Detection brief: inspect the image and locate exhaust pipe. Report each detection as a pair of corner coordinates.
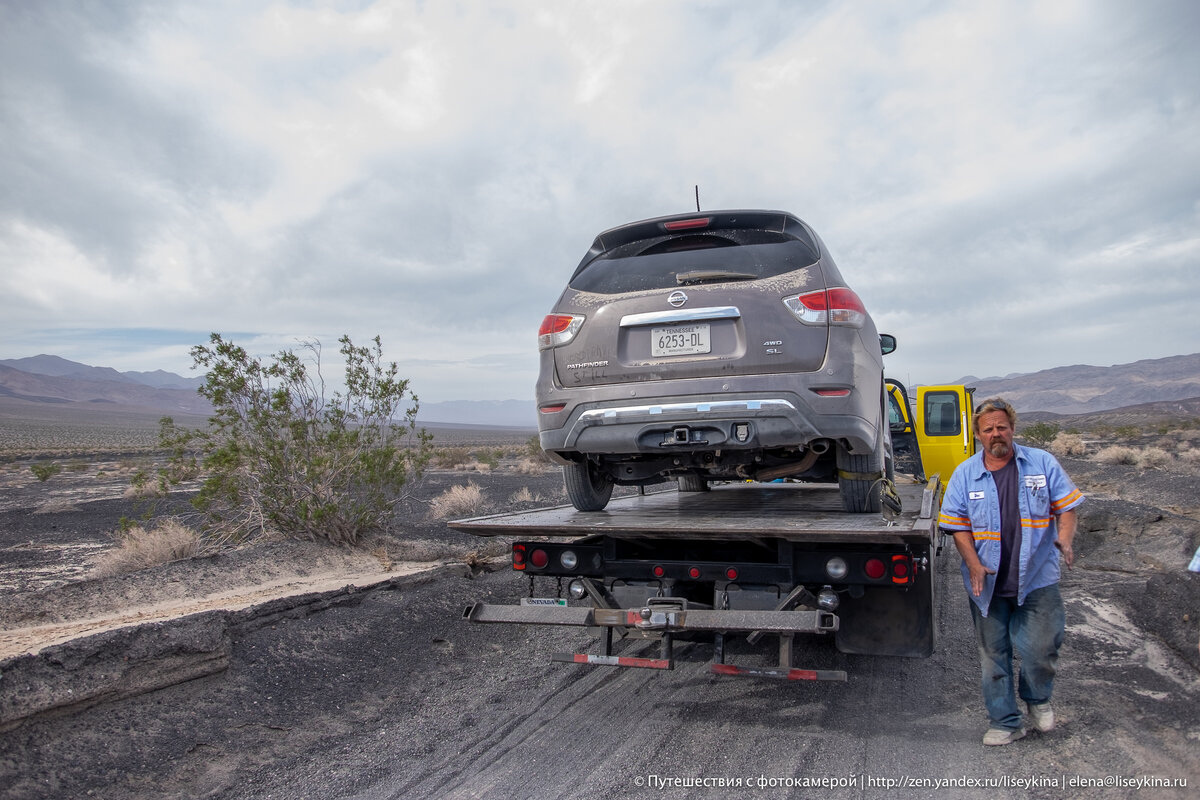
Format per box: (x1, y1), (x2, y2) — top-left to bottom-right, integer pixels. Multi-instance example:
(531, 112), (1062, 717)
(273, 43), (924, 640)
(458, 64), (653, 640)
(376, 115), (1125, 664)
(748, 439), (832, 482)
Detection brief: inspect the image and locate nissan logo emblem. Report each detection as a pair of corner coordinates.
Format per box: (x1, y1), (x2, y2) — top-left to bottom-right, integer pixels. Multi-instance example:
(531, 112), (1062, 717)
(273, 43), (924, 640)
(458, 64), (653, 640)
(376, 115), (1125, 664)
(667, 291), (688, 308)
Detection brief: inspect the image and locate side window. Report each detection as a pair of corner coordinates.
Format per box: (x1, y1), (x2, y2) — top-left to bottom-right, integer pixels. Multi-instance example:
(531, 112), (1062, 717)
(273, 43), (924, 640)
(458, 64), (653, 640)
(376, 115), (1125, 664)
(924, 391), (961, 436)
(887, 390), (907, 431)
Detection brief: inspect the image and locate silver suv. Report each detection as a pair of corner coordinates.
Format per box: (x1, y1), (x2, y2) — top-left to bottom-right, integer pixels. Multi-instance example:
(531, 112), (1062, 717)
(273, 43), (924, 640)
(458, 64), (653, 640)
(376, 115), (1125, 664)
(536, 210), (893, 511)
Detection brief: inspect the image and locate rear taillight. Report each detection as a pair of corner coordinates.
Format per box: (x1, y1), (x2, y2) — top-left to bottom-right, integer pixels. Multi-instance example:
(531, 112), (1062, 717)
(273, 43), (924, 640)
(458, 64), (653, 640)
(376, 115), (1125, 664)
(538, 314), (584, 350)
(512, 544), (527, 571)
(864, 558), (886, 580)
(782, 288), (867, 328)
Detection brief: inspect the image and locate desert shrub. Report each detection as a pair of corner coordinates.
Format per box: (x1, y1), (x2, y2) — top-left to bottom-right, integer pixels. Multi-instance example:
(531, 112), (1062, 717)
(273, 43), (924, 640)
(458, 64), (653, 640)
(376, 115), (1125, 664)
(1049, 433), (1088, 458)
(1114, 425), (1141, 440)
(159, 334), (432, 547)
(124, 468), (167, 499)
(91, 519), (203, 578)
(1021, 422), (1060, 449)
(1178, 448), (1200, 465)
(513, 456), (553, 475)
(429, 483), (486, 519)
(30, 462), (62, 482)
(433, 446), (472, 469)
(1136, 448), (1174, 469)
(1094, 446), (1140, 466)
(477, 448), (502, 469)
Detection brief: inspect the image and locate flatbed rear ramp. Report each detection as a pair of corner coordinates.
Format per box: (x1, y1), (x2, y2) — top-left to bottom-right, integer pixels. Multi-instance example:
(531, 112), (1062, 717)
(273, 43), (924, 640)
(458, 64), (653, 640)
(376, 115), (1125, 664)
(449, 479), (940, 545)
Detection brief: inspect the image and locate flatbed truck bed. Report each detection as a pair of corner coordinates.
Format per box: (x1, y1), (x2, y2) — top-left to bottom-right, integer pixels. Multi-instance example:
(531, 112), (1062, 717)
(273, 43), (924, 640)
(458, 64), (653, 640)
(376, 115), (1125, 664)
(449, 479), (939, 545)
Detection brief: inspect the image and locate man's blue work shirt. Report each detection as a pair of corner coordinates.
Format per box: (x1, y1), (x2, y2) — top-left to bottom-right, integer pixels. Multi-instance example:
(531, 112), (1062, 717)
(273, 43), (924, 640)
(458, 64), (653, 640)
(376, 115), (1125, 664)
(939, 445), (1084, 615)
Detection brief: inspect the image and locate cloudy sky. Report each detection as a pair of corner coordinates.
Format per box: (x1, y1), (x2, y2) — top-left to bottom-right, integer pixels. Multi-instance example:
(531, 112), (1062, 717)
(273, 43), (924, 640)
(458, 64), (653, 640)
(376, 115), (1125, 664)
(2, 0), (1197, 403)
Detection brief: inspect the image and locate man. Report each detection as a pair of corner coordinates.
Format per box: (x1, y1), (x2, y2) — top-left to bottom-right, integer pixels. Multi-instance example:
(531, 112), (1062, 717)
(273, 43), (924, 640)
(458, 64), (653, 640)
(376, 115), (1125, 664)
(939, 397), (1084, 746)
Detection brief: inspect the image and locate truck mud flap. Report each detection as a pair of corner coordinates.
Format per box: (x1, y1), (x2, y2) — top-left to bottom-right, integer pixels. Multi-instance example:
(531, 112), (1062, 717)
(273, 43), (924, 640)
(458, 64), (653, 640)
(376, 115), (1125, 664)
(833, 568), (935, 658)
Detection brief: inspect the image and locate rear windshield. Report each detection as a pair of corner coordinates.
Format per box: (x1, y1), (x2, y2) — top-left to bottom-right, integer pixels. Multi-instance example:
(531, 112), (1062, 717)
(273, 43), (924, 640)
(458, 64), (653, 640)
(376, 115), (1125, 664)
(569, 231), (820, 295)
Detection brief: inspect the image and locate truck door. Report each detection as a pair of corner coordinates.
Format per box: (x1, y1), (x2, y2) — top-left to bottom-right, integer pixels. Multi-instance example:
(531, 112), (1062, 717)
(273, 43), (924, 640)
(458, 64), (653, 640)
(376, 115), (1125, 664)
(915, 385), (976, 481)
(885, 379), (924, 480)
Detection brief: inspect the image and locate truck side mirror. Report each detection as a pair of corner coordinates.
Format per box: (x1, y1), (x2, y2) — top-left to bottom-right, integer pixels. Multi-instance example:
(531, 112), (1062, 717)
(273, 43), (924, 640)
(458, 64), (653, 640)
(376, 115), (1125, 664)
(879, 333), (897, 355)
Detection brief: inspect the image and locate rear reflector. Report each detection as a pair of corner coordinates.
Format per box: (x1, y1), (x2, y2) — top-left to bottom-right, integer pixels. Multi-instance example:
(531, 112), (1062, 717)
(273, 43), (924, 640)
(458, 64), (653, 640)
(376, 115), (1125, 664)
(554, 653), (673, 670)
(663, 217), (711, 231)
(539, 403), (566, 413)
(813, 388), (851, 397)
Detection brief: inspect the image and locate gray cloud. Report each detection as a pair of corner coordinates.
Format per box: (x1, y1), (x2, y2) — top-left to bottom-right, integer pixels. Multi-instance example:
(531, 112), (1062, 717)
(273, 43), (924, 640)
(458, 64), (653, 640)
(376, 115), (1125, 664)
(2, 0), (1198, 401)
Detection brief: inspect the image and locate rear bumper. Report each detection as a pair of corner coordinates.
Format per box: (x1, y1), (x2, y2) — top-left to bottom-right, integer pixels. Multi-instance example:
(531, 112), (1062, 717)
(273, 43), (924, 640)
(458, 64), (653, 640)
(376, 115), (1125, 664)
(538, 390), (878, 458)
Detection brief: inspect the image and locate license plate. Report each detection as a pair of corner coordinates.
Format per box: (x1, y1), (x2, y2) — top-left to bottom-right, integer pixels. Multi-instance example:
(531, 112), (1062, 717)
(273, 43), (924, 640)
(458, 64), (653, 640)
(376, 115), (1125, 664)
(651, 323), (711, 357)
(521, 598), (567, 607)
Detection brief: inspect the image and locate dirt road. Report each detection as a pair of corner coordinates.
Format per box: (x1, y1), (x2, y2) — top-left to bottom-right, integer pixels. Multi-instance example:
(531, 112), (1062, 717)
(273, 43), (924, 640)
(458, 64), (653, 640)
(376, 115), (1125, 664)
(1, 458), (1197, 799)
(2, 547), (1197, 799)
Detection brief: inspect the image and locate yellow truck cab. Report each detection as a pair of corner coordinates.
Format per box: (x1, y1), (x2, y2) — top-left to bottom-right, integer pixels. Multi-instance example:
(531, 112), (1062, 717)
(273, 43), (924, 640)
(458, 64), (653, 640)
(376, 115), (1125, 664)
(887, 380), (976, 483)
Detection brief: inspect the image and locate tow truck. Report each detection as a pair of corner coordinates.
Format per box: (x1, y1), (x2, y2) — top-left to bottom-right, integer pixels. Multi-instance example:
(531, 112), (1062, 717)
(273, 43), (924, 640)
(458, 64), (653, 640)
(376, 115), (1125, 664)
(453, 381), (976, 680)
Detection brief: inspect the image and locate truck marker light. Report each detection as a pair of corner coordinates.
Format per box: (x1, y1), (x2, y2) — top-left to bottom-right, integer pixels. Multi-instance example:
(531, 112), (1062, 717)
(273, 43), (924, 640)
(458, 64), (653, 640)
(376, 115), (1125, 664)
(864, 558), (886, 580)
(725, 567), (739, 581)
(652, 565), (666, 578)
(530, 549), (549, 569)
(688, 566), (702, 579)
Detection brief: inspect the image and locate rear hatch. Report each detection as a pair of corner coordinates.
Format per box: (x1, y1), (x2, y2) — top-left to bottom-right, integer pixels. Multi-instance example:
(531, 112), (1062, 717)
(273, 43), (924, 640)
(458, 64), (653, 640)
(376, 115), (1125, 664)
(551, 211), (831, 388)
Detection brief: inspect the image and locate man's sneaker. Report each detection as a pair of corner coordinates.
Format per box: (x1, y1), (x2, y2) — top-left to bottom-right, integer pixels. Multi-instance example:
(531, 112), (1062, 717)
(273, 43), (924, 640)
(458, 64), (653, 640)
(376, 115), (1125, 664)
(983, 727), (1026, 746)
(1028, 702), (1056, 732)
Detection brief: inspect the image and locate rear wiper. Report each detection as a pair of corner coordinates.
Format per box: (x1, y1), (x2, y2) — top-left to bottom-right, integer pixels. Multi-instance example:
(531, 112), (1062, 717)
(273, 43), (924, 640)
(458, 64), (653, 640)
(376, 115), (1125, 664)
(675, 270), (758, 285)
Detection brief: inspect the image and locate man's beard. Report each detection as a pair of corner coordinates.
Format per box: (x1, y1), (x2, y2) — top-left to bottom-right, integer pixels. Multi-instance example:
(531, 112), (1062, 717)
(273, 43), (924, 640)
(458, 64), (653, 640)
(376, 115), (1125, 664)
(986, 440), (1012, 458)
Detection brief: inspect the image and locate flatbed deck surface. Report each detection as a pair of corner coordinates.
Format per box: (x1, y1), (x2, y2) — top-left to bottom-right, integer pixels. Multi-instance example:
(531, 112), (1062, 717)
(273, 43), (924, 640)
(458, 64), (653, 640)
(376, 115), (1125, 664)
(450, 480), (937, 544)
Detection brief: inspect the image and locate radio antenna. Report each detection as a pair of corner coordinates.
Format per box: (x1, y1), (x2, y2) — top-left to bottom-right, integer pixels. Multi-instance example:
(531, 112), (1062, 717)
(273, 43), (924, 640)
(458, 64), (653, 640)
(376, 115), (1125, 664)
(694, 185), (701, 212)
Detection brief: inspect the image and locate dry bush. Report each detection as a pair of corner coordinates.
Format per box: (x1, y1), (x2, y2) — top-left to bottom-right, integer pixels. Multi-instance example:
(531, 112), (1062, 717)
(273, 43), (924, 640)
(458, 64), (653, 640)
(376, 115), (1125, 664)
(1177, 448), (1200, 465)
(432, 446), (472, 469)
(1136, 447), (1174, 469)
(1050, 433), (1088, 458)
(454, 461), (492, 474)
(513, 456), (554, 475)
(91, 520), (204, 578)
(429, 483), (487, 519)
(1094, 446), (1140, 466)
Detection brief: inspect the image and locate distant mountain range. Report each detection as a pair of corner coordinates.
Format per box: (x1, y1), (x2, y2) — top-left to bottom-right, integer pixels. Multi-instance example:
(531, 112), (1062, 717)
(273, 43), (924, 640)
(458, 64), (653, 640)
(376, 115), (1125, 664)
(950, 353), (1200, 414)
(1, 352), (1198, 427)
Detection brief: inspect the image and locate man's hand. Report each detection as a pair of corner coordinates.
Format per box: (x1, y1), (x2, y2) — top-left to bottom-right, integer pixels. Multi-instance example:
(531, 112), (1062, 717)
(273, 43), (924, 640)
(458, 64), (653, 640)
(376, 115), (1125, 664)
(1055, 509), (1078, 570)
(951, 530), (996, 597)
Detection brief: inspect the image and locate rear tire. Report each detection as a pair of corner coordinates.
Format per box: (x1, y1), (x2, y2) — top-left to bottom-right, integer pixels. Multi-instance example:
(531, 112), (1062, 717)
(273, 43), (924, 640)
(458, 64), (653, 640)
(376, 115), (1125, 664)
(677, 474), (709, 493)
(837, 437), (884, 513)
(563, 461), (614, 511)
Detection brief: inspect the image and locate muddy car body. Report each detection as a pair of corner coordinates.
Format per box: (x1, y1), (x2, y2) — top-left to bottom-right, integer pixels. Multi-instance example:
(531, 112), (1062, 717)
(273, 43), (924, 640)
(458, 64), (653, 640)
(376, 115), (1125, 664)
(536, 210), (891, 511)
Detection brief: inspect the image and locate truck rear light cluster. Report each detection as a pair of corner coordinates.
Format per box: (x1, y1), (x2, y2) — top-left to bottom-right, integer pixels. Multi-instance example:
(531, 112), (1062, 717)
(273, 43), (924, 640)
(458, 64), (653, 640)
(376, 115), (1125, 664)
(863, 555), (915, 584)
(782, 288), (867, 328)
(538, 314), (584, 349)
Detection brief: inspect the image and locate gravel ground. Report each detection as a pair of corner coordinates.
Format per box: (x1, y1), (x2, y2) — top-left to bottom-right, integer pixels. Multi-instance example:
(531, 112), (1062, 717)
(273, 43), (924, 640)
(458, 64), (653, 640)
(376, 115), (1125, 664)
(0, 449), (1197, 798)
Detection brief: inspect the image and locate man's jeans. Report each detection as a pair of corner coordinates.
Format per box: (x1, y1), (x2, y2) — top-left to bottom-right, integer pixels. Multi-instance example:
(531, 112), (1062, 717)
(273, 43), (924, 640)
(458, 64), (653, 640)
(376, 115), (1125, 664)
(969, 584), (1065, 730)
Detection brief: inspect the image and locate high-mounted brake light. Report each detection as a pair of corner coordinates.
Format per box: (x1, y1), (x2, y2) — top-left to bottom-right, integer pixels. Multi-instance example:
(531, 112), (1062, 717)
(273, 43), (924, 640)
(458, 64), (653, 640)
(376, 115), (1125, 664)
(538, 314), (584, 350)
(782, 288), (867, 328)
(663, 217), (711, 231)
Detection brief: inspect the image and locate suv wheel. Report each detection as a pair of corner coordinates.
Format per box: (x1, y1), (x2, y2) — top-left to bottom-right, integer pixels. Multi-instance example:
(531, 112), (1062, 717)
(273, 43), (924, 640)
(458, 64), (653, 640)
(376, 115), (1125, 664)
(563, 461), (615, 512)
(837, 437), (884, 513)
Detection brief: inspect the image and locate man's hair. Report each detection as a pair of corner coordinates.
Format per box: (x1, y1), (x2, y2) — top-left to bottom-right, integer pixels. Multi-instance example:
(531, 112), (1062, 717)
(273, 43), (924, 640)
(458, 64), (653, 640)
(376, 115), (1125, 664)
(973, 397), (1017, 432)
